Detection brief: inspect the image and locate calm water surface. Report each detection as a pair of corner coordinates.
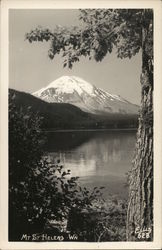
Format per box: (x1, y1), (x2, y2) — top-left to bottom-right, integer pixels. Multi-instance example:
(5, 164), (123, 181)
(45, 130), (137, 200)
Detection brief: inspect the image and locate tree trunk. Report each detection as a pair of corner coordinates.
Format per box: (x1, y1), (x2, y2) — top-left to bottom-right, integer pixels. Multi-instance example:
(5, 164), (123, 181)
(127, 16), (153, 241)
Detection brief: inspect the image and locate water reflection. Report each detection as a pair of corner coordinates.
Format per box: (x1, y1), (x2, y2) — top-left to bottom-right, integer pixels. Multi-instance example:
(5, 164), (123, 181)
(45, 130), (136, 199)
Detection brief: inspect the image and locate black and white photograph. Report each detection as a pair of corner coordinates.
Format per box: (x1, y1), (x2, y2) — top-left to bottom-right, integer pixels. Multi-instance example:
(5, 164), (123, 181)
(0, 0), (162, 249)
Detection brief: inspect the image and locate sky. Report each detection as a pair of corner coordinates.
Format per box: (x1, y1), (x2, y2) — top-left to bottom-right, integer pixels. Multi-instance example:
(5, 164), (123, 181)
(9, 9), (142, 105)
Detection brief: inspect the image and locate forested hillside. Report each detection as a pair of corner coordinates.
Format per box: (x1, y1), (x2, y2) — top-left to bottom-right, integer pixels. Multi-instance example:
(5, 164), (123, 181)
(9, 89), (138, 130)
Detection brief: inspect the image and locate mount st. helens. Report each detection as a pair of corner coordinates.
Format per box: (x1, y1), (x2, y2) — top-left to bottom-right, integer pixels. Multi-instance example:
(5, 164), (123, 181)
(33, 76), (139, 115)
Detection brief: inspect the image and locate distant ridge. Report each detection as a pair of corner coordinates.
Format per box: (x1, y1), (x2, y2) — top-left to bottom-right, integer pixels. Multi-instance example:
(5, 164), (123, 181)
(10, 89), (138, 130)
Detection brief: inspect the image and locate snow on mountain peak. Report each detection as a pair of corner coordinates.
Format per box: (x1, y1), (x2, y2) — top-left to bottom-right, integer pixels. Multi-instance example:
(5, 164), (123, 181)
(34, 76), (94, 96)
(69, 76), (94, 94)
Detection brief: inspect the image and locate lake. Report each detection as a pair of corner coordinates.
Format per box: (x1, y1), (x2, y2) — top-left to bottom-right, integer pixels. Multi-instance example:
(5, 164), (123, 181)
(44, 130), (137, 200)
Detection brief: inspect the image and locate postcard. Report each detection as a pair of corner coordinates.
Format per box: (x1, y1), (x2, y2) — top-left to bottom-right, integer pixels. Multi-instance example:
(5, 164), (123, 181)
(0, 0), (162, 249)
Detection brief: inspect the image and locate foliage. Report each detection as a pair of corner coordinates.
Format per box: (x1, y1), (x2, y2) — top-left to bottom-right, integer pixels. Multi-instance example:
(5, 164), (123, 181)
(25, 9), (153, 69)
(9, 92), (44, 239)
(9, 93), (44, 188)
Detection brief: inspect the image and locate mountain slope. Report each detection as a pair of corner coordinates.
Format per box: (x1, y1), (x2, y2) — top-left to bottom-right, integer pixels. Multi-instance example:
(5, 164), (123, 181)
(33, 76), (139, 115)
(9, 89), (138, 130)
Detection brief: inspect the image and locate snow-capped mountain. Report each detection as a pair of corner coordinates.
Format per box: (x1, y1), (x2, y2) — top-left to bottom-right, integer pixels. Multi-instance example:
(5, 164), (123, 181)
(33, 76), (139, 115)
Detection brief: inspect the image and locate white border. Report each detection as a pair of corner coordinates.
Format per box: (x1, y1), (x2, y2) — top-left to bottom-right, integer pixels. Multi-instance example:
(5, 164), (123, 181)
(0, 0), (162, 249)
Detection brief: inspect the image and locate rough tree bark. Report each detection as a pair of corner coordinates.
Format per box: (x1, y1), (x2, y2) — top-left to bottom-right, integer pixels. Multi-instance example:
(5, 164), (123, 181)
(127, 13), (153, 241)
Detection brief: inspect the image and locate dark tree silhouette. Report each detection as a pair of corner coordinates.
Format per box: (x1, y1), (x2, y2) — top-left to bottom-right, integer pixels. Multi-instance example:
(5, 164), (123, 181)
(26, 9), (153, 241)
